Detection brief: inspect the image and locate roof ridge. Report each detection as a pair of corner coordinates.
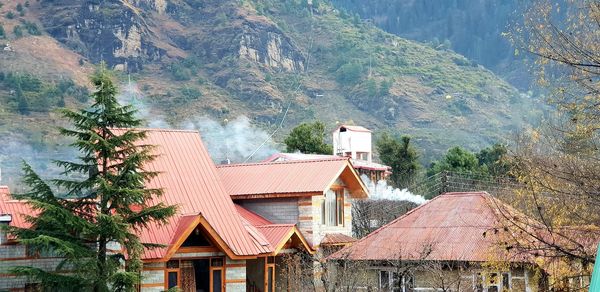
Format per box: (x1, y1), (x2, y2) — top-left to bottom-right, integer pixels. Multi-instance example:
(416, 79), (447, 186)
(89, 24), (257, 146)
(110, 127), (200, 133)
(443, 191), (491, 196)
(256, 224), (295, 228)
(217, 157), (349, 168)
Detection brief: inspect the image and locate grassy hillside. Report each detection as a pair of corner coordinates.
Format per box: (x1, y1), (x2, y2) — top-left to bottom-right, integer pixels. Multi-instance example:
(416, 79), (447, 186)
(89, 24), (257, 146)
(0, 0), (542, 185)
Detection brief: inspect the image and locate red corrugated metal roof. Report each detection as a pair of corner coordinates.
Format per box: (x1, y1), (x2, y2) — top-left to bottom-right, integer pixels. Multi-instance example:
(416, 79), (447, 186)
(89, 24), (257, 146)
(236, 205), (314, 253)
(217, 158), (360, 197)
(255, 225), (296, 249)
(320, 233), (357, 246)
(111, 128), (272, 259)
(262, 153), (334, 163)
(263, 153), (391, 172)
(329, 192), (528, 262)
(235, 204), (273, 226)
(0, 186), (33, 230)
(0, 129), (317, 259)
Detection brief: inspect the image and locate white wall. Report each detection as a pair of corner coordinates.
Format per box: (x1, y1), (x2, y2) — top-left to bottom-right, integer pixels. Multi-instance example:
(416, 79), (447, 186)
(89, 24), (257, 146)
(332, 128), (372, 162)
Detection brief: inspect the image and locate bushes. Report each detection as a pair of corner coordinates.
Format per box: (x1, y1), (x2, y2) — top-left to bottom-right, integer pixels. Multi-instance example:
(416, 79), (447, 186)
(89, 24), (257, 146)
(0, 72), (89, 114)
(13, 25), (23, 38)
(16, 3), (24, 14)
(23, 21), (41, 35)
(335, 62), (363, 86)
(169, 63), (192, 81)
(178, 87), (202, 101)
(0, 24), (5, 39)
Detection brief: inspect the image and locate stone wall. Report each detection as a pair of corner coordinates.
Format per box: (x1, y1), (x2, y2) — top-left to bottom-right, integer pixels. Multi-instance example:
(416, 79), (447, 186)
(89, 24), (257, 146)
(298, 190), (353, 247)
(0, 245), (65, 290)
(225, 257), (247, 292)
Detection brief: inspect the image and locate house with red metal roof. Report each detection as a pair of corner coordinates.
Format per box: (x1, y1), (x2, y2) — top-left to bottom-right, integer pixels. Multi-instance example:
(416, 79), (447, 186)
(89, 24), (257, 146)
(0, 127), (370, 292)
(217, 157), (368, 250)
(327, 192), (543, 292)
(263, 124), (392, 183)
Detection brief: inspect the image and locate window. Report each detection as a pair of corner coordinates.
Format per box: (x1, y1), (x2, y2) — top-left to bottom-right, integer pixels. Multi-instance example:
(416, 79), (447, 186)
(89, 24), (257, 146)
(473, 271), (510, 292)
(212, 270), (222, 292)
(210, 257), (224, 292)
(502, 273), (510, 290)
(211, 257), (223, 267)
(322, 189), (344, 226)
(379, 270), (413, 292)
(167, 271), (178, 289)
(267, 266), (274, 292)
(380, 271), (390, 290)
(356, 152), (369, 161)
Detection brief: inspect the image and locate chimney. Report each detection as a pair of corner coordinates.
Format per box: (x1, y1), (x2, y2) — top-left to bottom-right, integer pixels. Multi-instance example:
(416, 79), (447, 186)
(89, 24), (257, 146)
(0, 214), (12, 245)
(220, 159), (231, 165)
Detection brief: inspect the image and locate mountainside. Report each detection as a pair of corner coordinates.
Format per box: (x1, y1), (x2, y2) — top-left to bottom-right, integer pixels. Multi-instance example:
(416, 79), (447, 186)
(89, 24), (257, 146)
(330, 0), (533, 89)
(0, 0), (541, 185)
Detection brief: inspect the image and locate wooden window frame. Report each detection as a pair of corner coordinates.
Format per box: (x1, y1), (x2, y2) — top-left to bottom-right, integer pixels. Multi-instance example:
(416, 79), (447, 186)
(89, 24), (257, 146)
(335, 188), (344, 227)
(322, 186), (345, 227)
(165, 268), (180, 290)
(264, 256), (276, 292)
(210, 257), (225, 292)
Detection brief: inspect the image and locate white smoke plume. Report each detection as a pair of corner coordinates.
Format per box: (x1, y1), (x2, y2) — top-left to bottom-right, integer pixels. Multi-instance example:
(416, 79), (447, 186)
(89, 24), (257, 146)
(118, 79), (277, 163)
(117, 80), (169, 128)
(183, 116), (277, 163)
(0, 132), (77, 190)
(361, 174), (427, 205)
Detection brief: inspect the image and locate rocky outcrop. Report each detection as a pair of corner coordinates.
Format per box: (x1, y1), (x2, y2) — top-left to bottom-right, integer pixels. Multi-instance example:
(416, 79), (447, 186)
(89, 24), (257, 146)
(40, 0), (165, 71)
(238, 20), (305, 72)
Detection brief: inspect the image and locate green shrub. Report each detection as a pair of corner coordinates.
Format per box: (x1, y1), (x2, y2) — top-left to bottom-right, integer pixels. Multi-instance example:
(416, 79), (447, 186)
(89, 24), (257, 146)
(13, 25), (23, 38)
(179, 87), (202, 101)
(169, 63), (192, 81)
(23, 21), (41, 36)
(366, 78), (377, 97)
(379, 79), (392, 96)
(16, 3), (24, 12)
(335, 62), (362, 86)
(6, 11), (15, 19)
(0, 25), (5, 39)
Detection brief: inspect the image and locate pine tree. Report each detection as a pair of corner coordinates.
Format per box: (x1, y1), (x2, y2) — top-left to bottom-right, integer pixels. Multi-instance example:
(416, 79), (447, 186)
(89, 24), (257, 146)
(7, 65), (176, 291)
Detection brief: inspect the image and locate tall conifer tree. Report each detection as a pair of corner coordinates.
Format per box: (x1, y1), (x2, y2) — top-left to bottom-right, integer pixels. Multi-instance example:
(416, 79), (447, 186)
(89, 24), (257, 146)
(8, 66), (176, 291)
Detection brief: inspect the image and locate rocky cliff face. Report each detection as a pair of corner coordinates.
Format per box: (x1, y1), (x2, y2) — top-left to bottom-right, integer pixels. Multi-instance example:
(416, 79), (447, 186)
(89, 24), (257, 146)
(39, 0), (305, 75)
(40, 0), (165, 71)
(238, 19), (305, 72)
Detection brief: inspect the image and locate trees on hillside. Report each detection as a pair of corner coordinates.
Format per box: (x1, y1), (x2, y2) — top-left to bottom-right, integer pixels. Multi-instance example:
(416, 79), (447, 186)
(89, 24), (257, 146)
(7, 66), (176, 291)
(426, 144), (511, 178)
(376, 133), (420, 188)
(426, 146), (478, 177)
(284, 121), (333, 154)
